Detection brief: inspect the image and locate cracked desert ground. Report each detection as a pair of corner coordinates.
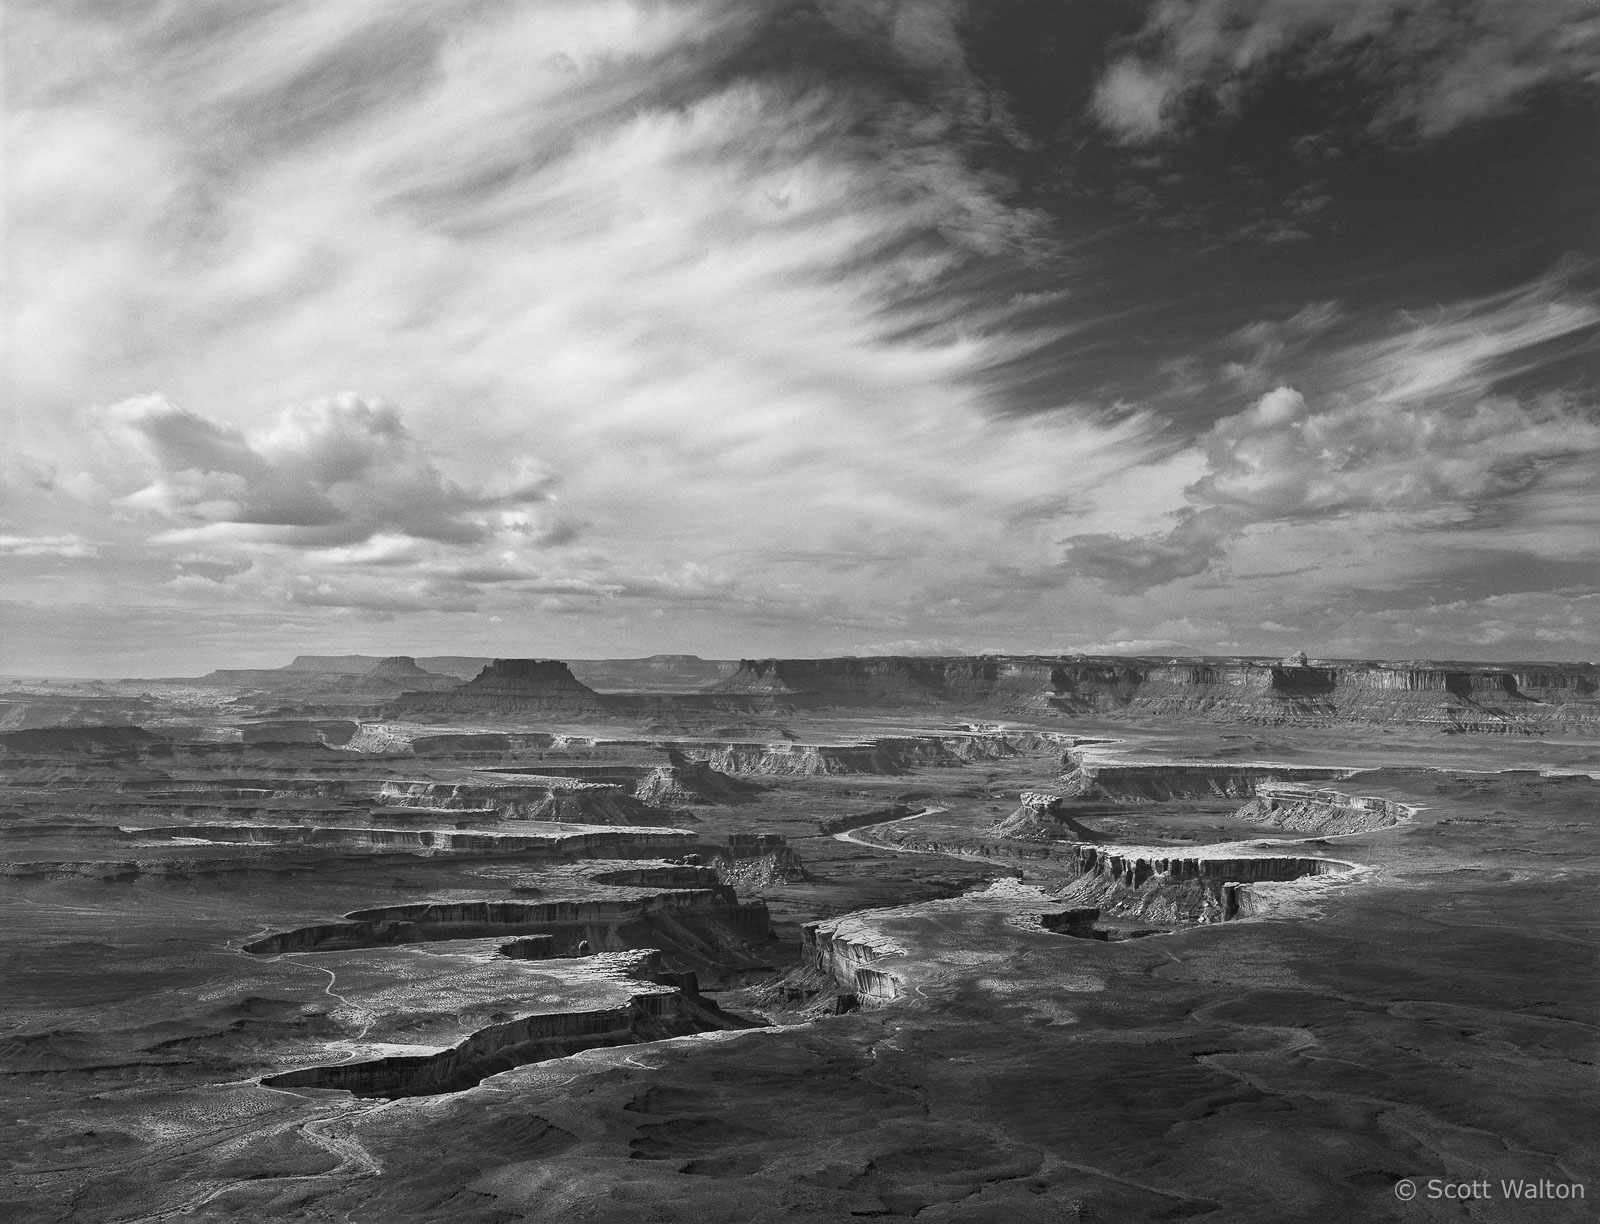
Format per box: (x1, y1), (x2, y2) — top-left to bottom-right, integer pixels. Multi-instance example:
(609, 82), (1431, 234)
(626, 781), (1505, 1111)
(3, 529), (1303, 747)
(3, 653), (1597, 1223)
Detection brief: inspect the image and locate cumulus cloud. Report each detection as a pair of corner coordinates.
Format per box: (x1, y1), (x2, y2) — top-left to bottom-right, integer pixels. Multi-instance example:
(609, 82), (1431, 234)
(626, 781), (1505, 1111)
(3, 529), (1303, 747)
(1063, 280), (1600, 593)
(1193, 386), (1600, 519)
(96, 394), (562, 548)
(1093, 0), (1600, 143)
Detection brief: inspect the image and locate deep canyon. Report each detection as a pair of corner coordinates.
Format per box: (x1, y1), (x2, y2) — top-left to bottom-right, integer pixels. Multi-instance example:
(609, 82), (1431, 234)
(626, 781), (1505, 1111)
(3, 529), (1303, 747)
(2, 653), (1597, 1222)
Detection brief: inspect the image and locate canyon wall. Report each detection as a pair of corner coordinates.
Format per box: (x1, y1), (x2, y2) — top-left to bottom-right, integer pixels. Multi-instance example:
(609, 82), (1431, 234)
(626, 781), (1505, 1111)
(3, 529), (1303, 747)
(245, 890), (770, 957)
(712, 655), (1598, 733)
(683, 733), (1022, 777)
(1235, 784), (1415, 834)
(799, 919), (903, 1008)
(1059, 762), (1352, 802)
(1053, 845), (1349, 924)
(260, 988), (746, 1099)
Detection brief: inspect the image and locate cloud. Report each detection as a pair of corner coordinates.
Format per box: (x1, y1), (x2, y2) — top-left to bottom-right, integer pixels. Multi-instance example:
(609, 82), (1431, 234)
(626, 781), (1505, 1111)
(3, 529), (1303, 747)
(1322, 590), (1600, 655)
(1061, 510), (1229, 595)
(1063, 278), (1600, 593)
(1193, 386), (1600, 520)
(1092, 60), (1180, 144)
(96, 394), (562, 549)
(850, 637), (974, 656)
(1093, 0), (1600, 144)
(5, 0), (1595, 668)
(0, 534), (97, 559)
(4, 0), (1173, 655)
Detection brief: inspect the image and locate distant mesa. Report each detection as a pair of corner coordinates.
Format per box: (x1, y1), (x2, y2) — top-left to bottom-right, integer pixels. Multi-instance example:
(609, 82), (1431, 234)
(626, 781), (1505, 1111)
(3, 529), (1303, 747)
(369, 656), (439, 679)
(282, 654), (386, 673)
(459, 658), (598, 695)
(388, 658), (606, 715)
(169, 648), (1600, 735)
(196, 654), (459, 693)
(355, 656), (459, 692)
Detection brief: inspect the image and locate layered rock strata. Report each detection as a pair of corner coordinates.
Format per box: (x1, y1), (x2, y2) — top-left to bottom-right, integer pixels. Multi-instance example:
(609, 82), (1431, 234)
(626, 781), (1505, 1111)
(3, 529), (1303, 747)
(1054, 844), (1350, 924)
(632, 753), (760, 805)
(799, 917), (903, 1009)
(1059, 762), (1352, 802)
(1236, 784), (1415, 834)
(712, 655), (1600, 732)
(683, 733), (1017, 777)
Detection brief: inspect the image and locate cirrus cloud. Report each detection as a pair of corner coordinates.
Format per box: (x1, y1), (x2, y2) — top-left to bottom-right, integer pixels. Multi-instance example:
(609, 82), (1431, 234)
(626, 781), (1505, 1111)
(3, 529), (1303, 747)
(1093, 0), (1600, 144)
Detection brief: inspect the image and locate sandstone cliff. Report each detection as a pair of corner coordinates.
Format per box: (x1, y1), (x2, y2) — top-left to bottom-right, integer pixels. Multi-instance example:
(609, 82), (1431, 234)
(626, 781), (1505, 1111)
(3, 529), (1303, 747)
(1052, 844), (1350, 924)
(1235, 784), (1415, 834)
(632, 753), (761, 806)
(713, 655), (1599, 733)
(1058, 762), (1352, 802)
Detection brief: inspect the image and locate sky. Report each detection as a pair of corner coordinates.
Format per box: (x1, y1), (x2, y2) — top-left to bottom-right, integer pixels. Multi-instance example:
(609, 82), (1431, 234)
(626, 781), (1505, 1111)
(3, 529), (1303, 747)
(3, 0), (1598, 675)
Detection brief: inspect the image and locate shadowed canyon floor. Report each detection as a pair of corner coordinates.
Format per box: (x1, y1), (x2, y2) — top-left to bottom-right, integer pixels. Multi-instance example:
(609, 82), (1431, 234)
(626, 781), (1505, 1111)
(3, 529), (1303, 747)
(2, 656), (1598, 1221)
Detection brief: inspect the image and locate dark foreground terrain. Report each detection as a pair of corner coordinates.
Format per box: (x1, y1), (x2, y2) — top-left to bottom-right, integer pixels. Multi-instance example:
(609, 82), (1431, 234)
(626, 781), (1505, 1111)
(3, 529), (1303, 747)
(2, 654), (1597, 1222)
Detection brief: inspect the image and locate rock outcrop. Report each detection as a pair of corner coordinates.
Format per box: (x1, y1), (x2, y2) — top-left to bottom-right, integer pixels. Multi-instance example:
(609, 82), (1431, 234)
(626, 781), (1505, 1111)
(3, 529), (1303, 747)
(1235, 784), (1414, 834)
(632, 752), (760, 806)
(683, 733), (1017, 777)
(712, 833), (807, 886)
(1059, 762), (1352, 802)
(988, 792), (1098, 841)
(1039, 907), (1107, 939)
(800, 917), (903, 1008)
(1053, 844), (1350, 924)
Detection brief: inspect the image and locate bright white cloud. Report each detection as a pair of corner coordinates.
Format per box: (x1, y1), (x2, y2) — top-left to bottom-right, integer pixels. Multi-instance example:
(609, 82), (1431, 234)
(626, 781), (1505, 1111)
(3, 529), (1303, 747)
(96, 393), (560, 548)
(3, 0), (1171, 663)
(1193, 386), (1600, 519)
